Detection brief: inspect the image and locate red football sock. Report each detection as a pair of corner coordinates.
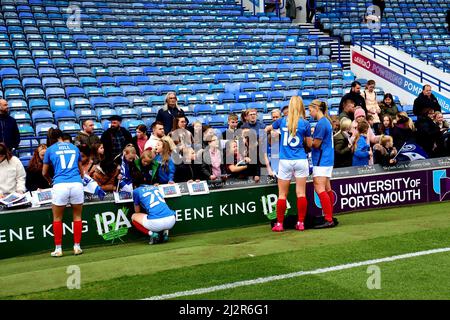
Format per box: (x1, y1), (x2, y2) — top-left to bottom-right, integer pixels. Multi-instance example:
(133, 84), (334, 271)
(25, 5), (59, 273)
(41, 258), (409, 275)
(327, 190), (335, 215)
(297, 197), (307, 223)
(319, 192), (333, 222)
(276, 198), (287, 224)
(53, 221), (62, 246)
(73, 220), (82, 245)
(132, 220), (150, 235)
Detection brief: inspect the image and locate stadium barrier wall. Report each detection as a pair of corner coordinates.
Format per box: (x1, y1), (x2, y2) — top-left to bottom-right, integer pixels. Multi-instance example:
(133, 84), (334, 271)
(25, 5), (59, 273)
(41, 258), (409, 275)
(1, 158), (450, 259)
(351, 45), (450, 112)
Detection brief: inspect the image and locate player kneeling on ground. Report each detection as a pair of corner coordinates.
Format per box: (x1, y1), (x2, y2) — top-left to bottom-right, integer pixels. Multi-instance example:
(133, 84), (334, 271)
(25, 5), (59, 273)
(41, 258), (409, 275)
(131, 184), (176, 244)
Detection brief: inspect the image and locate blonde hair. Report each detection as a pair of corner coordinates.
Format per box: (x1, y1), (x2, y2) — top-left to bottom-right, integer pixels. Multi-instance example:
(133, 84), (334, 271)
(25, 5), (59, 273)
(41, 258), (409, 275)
(396, 112), (415, 130)
(380, 135), (393, 147)
(287, 96), (306, 137)
(310, 99), (332, 123)
(351, 120), (369, 153)
(123, 144), (136, 155)
(339, 118), (352, 132)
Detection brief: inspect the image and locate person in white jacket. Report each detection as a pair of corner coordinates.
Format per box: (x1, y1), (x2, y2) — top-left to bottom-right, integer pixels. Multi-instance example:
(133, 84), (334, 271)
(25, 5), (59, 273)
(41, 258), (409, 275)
(0, 142), (26, 198)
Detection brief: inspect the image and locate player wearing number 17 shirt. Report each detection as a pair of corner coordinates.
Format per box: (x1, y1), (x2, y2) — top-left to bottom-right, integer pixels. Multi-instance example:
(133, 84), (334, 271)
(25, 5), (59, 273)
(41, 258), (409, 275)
(265, 96), (312, 232)
(131, 184), (176, 244)
(42, 128), (84, 257)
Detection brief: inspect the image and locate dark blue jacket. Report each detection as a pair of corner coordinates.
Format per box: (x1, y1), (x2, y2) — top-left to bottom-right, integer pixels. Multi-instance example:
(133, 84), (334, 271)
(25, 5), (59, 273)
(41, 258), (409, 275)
(0, 114), (20, 151)
(156, 106), (187, 135)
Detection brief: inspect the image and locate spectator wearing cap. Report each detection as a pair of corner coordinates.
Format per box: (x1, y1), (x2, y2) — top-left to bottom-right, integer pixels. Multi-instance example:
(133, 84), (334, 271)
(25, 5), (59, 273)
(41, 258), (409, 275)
(156, 92), (188, 135)
(339, 81), (367, 114)
(413, 85), (441, 117)
(100, 115), (133, 161)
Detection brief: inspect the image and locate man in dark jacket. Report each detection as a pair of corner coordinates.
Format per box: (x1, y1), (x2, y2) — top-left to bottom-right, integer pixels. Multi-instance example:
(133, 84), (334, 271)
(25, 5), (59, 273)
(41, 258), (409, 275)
(0, 99), (20, 152)
(415, 108), (443, 158)
(156, 92), (187, 135)
(413, 85), (441, 116)
(73, 119), (100, 148)
(100, 115), (133, 161)
(339, 81), (367, 114)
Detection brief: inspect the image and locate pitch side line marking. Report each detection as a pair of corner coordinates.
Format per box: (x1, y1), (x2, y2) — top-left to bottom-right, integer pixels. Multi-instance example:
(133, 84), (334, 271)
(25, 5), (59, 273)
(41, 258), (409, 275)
(143, 247), (450, 300)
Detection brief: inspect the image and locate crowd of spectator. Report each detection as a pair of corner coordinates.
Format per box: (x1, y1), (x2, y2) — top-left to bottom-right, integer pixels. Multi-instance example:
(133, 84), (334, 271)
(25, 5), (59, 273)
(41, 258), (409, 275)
(0, 83), (449, 201)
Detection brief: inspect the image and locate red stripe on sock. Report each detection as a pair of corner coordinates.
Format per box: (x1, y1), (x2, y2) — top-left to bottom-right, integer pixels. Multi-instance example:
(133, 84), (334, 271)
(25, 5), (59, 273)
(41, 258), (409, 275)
(276, 198), (287, 224)
(132, 220), (150, 235)
(297, 197), (307, 223)
(318, 192), (333, 222)
(73, 220), (82, 245)
(53, 221), (62, 246)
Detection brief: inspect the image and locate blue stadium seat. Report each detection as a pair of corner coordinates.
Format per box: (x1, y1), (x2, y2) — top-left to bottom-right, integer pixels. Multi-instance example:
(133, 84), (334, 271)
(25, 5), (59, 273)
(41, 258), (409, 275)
(50, 98), (70, 112)
(45, 87), (65, 99)
(32, 110), (53, 124)
(75, 108), (96, 121)
(35, 122), (57, 137)
(11, 111), (32, 124)
(54, 109), (77, 123)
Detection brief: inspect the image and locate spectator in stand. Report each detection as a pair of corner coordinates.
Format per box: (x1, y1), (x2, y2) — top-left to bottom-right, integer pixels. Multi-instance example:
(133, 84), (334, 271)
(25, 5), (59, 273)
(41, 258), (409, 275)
(191, 121), (204, 152)
(413, 85), (441, 117)
(222, 113), (239, 141)
(169, 115), (192, 149)
(352, 120), (372, 166)
(132, 124), (149, 157)
(379, 115), (394, 136)
(330, 115), (341, 134)
(91, 158), (120, 193)
(333, 118), (353, 168)
(281, 105), (289, 117)
(156, 92), (187, 135)
(379, 93), (398, 119)
(237, 109), (250, 128)
(306, 0), (316, 23)
(154, 137), (176, 184)
(415, 108), (443, 158)
(263, 113), (281, 177)
(174, 146), (203, 183)
(114, 144), (143, 189)
(434, 111), (449, 134)
(227, 129), (260, 183)
(78, 144), (94, 176)
(135, 149), (158, 185)
(101, 115), (133, 161)
(0, 143), (26, 198)
(225, 139), (255, 180)
(391, 112), (416, 151)
(339, 99), (356, 121)
(373, 135), (397, 166)
(0, 99), (20, 153)
(350, 108), (380, 146)
(241, 108), (266, 138)
(90, 142), (104, 166)
(201, 134), (225, 182)
(339, 81), (367, 114)
(372, 0), (386, 19)
(362, 80), (381, 133)
(26, 144), (51, 191)
(73, 120), (100, 149)
(144, 121), (166, 151)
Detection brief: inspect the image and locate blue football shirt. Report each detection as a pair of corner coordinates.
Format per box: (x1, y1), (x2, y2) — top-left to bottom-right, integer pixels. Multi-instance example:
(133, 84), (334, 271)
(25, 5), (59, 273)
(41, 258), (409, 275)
(133, 185), (175, 220)
(312, 117), (334, 167)
(43, 142), (82, 185)
(272, 117), (311, 160)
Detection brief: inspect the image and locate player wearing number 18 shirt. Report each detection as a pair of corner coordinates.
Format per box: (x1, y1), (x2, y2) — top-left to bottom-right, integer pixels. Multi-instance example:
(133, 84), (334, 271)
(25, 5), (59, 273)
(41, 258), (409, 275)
(132, 184), (176, 244)
(42, 128), (84, 257)
(265, 96), (312, 232)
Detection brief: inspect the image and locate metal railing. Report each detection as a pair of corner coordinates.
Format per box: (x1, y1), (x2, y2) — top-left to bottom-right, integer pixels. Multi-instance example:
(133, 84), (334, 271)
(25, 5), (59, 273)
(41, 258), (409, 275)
(353, 41), (450, 94)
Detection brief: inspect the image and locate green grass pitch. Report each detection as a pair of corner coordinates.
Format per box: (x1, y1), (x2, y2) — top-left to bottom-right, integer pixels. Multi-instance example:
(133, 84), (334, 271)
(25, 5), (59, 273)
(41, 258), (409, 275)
(1, 201), (450, 300)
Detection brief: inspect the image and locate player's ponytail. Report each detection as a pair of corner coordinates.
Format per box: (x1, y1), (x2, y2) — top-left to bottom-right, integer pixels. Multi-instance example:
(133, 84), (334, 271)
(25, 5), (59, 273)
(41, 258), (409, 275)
(287, 96), (305, 137)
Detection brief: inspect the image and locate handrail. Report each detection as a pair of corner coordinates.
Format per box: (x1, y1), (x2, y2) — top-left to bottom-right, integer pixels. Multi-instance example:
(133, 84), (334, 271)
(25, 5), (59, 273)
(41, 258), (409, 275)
(354, 41), (450, 94)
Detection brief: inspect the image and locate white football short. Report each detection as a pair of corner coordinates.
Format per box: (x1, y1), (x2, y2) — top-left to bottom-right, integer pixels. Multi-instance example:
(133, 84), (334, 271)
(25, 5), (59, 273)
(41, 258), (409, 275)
(143, 215), (176, 232)
(52, 182), (84, 206)
(313, 166), (333, 178)
(277, 159), (309, 180)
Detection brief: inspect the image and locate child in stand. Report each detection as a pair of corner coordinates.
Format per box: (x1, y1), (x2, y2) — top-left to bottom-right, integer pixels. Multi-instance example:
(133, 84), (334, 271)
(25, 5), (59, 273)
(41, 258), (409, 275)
(373, 135), (398, 166)
(352, 120), (372, 166)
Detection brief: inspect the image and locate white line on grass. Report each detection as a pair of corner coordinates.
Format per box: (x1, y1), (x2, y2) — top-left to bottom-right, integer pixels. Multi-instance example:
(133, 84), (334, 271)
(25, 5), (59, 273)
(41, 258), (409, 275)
(143, 247), (450, 300)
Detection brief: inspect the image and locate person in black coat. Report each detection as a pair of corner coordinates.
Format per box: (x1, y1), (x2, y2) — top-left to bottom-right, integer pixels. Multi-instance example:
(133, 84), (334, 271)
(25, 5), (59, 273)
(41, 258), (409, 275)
(333, 118), (353, 168)
(101, 115), (133, 161)
(414, 108), (443, 158)
(0, 99), (20, 152)
(391, 112), (416, 151)
(155, 92), (188, 135)
(339, 81), (367, 114)
(25, 144), (51, 191)
(174, 147), (203, 183)
(413, 85), (441, 117)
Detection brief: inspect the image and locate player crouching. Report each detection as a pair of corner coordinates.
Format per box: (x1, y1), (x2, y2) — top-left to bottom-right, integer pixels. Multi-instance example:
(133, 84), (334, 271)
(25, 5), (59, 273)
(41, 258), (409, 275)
(131, 183), (176, 244)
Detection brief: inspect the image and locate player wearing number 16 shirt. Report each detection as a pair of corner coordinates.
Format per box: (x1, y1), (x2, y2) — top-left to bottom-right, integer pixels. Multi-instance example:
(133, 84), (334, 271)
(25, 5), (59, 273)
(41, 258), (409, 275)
(131, 184), (176, 244)
(265, 96), (312, 232)
(42, 128), (84, 257)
